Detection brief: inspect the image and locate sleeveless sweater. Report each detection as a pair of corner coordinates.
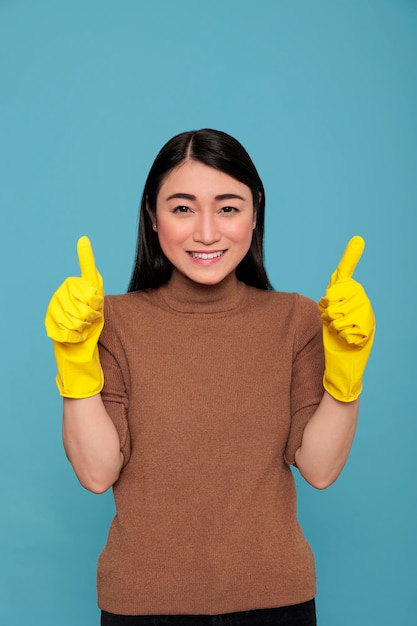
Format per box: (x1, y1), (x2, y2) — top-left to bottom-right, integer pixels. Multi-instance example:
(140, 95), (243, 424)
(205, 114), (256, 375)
(97, 269), (325, 616)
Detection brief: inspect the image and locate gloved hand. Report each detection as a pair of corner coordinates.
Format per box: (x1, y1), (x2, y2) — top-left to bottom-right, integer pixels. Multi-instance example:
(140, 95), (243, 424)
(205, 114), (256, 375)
(318, 236), (375, 402)
(45, 236), (104, 398)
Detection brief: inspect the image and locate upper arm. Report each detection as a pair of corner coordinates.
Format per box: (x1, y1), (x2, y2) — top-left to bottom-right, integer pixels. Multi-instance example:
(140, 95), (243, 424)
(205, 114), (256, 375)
(99, 298), (132, 466)
(284, 295), (325, 465)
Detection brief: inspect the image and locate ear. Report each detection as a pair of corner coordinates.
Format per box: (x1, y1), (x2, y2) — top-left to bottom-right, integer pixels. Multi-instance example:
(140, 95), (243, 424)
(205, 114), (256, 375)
(145, 196), (153, 220)
(145, 197), (157, 231)
(252, 191), (262, 229)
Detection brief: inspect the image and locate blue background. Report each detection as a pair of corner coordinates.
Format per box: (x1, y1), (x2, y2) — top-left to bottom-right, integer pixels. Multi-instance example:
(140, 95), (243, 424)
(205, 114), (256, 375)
(1, 1), (416, 624)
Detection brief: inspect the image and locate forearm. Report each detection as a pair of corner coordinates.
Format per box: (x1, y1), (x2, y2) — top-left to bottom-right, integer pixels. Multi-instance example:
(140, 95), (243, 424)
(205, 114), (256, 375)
(62, 395), (124, 493)
(294, 391), (359, 489)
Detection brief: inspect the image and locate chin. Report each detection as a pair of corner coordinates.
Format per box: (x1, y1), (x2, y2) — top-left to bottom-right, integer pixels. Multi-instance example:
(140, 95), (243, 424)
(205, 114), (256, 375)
(186, 270), (229, 286)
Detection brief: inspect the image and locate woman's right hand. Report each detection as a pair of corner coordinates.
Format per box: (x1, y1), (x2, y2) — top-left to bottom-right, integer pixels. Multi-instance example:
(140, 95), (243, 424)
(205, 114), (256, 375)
(318, 236), (375, 402)
(45, 236), (105, 398)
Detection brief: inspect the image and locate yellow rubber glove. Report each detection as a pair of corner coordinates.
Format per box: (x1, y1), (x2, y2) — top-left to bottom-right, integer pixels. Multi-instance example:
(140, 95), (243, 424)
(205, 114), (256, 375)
(45, 236), (104, 398)
(318, 236), (376, 402)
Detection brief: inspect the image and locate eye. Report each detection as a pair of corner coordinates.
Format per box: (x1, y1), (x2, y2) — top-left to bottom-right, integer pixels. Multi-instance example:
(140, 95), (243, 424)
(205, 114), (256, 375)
(173, 205), (191, 213)
(220, 206), (238, 214)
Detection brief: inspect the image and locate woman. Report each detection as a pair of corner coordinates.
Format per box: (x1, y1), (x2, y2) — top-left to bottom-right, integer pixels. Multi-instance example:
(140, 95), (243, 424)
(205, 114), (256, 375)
(45, 129), (375, 625)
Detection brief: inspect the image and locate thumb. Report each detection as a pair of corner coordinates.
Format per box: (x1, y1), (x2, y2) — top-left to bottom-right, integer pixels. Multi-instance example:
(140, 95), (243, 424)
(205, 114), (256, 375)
(77, 236), (103, 292)
(330, 235), (365, 286)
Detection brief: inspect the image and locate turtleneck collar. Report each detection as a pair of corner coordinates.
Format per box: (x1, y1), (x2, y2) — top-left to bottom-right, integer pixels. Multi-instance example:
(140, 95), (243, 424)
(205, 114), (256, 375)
(157, 269), (246, 314)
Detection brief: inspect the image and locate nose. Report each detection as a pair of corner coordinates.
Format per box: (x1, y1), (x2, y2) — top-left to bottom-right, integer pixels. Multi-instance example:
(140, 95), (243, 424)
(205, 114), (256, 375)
(193, 212), (221, 245)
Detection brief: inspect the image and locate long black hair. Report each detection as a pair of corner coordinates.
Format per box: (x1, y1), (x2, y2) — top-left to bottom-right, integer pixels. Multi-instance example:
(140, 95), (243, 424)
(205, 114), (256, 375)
(128, 129), (272, 291)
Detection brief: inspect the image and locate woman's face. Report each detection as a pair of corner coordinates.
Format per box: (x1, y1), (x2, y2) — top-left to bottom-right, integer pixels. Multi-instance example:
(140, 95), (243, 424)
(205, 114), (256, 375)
(153, 160), (256, 285)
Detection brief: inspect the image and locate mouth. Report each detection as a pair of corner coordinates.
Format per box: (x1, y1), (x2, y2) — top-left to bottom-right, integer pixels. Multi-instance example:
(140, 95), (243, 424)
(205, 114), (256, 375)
(187, 250), (225, 260)
(186, 250), (227, 265)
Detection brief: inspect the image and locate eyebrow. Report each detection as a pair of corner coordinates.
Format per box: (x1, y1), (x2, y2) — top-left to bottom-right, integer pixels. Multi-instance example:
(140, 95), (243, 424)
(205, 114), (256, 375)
(165, 193), (246, 201)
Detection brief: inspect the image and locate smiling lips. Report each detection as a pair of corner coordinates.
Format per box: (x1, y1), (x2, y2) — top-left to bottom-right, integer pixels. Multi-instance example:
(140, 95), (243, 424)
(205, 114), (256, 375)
(188, 250), (226, 263)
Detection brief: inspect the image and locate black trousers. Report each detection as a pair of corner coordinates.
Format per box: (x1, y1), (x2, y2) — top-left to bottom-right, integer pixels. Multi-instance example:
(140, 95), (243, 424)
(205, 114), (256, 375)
(101, 599), (316, 626)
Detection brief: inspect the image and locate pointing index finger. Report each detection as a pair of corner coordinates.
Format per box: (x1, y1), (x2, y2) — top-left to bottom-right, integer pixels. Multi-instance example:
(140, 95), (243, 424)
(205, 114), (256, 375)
(77, 236), (101, 289)
(336, 235), (365, 281)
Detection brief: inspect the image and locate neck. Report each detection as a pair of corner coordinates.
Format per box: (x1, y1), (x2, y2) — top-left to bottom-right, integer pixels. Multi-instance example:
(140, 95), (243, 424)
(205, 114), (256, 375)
(158, 269), (246, 314)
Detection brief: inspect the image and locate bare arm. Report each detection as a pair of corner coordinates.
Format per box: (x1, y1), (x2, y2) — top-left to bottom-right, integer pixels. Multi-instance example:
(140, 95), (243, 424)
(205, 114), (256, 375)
(62, 395), (124, 494)
(294, 391), (359, 489)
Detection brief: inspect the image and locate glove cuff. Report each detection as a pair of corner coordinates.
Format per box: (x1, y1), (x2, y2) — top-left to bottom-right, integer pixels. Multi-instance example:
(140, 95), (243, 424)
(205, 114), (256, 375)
(54, 343), (104, 398)
(323, 373), (362, 403)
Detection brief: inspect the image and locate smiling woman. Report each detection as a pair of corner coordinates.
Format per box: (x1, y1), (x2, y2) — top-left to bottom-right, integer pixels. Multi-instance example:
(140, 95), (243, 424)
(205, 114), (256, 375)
(45, 128), (375, 626)
(129, 128), (271, 292)
(151, 160), (257, 285)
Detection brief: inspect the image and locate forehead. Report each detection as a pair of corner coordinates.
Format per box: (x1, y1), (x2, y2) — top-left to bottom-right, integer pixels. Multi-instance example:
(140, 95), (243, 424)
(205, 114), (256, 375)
(158, 160), (251, 199)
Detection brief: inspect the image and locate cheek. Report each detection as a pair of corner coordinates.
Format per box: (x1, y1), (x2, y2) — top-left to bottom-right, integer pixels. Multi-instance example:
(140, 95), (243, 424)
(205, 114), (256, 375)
(225, 219), (255, 245)
(156, 220), (189, 252)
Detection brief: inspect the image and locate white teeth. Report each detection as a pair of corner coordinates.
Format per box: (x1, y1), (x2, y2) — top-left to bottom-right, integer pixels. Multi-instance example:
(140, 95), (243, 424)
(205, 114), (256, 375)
(190, 251), (224, 260)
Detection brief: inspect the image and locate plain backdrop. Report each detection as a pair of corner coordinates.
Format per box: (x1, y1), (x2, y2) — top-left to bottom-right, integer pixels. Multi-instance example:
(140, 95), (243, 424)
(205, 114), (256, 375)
(1, 1), (416, 625)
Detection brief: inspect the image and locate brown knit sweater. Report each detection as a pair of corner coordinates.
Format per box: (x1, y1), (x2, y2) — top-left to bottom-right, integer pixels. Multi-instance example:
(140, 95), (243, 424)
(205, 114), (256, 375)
(97, 269), (325, 616)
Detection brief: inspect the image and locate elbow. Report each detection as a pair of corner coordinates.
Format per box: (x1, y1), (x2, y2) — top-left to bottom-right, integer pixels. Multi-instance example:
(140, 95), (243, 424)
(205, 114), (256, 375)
(299, 468), (339, 490)
(84, 482), (111, 495)
(67, 459), (122, 494)
(64, 447), (124, 494)
(307, 476), (336, 491)
(294, 449), (343, 490)
(78, 473), (116, 494)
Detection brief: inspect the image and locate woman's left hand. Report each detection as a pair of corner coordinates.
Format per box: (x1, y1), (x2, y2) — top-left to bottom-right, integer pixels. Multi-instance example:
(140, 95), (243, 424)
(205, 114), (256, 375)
(318, 236), (376, 402)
